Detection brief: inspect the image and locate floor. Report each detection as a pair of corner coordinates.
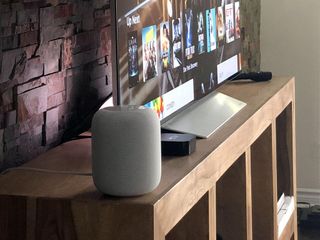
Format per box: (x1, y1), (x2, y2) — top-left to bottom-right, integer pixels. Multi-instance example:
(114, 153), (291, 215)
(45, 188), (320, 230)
(299, 225), (320, 240)
(298, 205), (320, 240)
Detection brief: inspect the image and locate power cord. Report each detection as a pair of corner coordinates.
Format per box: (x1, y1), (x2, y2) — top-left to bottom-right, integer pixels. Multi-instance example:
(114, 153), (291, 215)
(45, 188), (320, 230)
(1, 167), (92, 176)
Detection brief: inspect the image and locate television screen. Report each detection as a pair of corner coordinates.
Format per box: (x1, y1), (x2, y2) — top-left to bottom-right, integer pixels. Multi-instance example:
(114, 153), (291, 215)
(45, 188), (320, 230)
(112, 0), (242, 121)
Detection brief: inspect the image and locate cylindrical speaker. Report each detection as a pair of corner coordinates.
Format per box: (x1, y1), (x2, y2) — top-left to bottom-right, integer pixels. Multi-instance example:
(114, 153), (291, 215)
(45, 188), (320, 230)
(91, 106), (161, 196)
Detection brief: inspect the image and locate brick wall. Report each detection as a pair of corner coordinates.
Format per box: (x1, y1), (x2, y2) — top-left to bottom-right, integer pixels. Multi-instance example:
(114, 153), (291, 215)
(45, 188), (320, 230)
(0, 0), (112, 170)
(0, 0), (260, 170)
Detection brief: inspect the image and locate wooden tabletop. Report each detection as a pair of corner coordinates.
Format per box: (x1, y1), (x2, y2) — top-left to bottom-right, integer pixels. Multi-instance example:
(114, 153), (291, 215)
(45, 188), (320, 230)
(0, 76), (294, 205)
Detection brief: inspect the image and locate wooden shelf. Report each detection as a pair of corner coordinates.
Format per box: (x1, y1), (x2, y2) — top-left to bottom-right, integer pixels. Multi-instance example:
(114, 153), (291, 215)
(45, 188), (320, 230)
(0, 77), (297, 240)
(216, 154), (248, 240)
(279, 211), (296, 240)
(251, 125), (277, 240)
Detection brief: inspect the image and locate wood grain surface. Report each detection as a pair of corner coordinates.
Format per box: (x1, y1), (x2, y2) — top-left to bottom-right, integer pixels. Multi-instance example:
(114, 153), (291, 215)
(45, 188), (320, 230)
(0, 77), (297, 240)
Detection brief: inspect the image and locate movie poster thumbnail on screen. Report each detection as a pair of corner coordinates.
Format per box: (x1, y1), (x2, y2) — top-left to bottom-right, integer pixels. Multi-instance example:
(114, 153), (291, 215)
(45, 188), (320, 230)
(116, 0), (242, 120)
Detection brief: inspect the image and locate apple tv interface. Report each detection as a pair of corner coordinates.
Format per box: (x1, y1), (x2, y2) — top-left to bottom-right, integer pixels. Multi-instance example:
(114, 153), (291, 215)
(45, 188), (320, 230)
(114, 0), (242, 120)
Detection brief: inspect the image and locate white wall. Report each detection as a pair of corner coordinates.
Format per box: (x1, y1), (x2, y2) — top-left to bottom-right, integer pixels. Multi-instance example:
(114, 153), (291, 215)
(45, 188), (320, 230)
(261, 0), (320, 200)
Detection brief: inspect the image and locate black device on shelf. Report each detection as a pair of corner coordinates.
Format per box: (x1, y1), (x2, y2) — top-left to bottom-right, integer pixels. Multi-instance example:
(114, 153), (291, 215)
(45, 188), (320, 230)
(161, 133), (196, 156)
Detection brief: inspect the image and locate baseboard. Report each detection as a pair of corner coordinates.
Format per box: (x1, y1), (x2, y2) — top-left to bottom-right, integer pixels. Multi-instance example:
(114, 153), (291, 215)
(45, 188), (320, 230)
(297, 188), (320, 205)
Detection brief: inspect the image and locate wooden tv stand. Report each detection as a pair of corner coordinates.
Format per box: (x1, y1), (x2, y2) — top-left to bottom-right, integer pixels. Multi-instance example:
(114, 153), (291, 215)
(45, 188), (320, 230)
(0, 77), (297, 240)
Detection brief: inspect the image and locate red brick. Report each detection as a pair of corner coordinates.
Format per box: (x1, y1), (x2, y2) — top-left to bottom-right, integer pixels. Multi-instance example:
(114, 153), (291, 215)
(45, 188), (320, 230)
(106, 61), (112, 85)
(90, 76), (110, 94)
(93, 0), (108, 8)
(17, 77), (46, 94)
(45, 0), (60, 7)
(62, 38), (72, 69)
(19, 113), (44, 135)
(1, 12), (16, 27)
(72, 31), (98, 54)
(82, 9), (94, 31)
(17, 133), (45, 162)
(17, 9), (38, 25)
(18, 85), (48, 122)
(5, 110), (17, 127)
(54, 4), (73, 19)
(44, 107), (59, 143)
(94, 9), (108, 19)
(40, 6), (54, 27)
(23, 57), (43, 83)
(71, 49), (97, 68)
(98, 26), (111, 57)
(47, 91), (65, 109)
(90, 63), (108, 80)
(1, 89), (13, 107)
(0, 0), (116, 168)
(44, 72), (65, 96)
(44, 60), (60, 76)
(2, 35), (19, 50)
(15, 22), (38, 34)
(94, 16), (110, 29)
(15, 24), (31, 35)
(44, 125), (59, 145)
(40, 23), (74, 43)
(19, 30), (38, 47)
(97, 57), (106, 65)
(1, 104), (14, 113)
(1, 27), (13, 37)
(24, 44), (38, 59)
(0, 49), (24, 83)
(4, 124), (20, 143)
(46, 107), (59, 124)
(40, 39), (62, 75)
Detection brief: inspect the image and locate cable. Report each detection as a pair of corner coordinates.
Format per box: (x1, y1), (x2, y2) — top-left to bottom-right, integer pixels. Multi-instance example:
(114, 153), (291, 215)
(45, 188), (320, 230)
(1, 167), (92, 176)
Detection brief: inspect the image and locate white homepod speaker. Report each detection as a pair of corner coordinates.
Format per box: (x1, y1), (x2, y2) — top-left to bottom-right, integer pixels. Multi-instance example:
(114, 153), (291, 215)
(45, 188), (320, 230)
(91, 106), (161, 196)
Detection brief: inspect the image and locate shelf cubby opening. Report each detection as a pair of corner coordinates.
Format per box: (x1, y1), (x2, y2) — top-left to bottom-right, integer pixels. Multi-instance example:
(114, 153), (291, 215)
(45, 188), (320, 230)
(166, 193), (210, 240)
(276, 103), (294, 199)
(251, 125), (277, 240)
(216, 154), (247, 240)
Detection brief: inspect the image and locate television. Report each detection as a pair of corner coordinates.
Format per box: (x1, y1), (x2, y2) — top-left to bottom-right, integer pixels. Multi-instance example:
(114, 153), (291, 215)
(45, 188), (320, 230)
(111, 0), (246, 138)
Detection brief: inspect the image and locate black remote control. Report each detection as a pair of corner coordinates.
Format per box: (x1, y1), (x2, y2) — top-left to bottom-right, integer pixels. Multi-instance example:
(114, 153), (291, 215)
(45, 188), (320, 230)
(232, 71), (272, 82)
